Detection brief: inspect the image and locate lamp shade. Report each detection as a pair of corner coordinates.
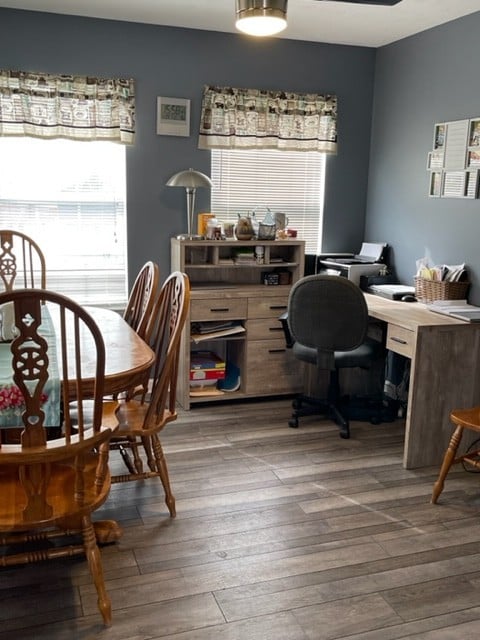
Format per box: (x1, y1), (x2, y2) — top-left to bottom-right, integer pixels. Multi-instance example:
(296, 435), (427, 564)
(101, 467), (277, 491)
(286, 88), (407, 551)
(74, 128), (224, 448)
(235, 0), (287, 37)
(166, 168), (213, 189)
(166, 168), (213, 239)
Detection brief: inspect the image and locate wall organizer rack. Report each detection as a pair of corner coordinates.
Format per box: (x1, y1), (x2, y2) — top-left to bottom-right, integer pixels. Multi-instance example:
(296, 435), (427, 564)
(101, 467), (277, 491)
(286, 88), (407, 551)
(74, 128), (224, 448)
(427, 117), (480, 198)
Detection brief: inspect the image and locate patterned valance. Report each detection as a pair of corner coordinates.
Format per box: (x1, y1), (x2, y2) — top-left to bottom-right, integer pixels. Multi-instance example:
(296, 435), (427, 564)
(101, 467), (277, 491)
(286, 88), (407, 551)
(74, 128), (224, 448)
(0, 70), (135, 144)
(198, 85), (337, 153)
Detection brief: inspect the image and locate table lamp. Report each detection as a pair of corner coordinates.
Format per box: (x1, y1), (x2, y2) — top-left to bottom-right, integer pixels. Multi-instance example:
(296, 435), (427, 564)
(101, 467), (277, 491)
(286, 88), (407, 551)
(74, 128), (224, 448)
(166, 168), (213, 240)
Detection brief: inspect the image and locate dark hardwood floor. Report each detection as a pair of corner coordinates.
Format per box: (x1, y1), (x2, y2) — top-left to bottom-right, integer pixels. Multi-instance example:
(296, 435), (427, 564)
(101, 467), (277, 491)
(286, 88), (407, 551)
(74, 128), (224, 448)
(2, 397), (480, 639)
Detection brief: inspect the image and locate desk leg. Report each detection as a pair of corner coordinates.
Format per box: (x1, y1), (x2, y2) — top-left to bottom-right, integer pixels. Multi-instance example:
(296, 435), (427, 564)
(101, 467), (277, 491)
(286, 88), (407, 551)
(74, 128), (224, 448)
(403, 326), (480, 469)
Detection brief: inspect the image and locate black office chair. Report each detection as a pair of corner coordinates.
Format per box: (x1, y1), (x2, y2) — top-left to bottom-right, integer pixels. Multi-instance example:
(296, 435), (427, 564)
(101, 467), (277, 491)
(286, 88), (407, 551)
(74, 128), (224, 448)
(285, 274), (383, 439)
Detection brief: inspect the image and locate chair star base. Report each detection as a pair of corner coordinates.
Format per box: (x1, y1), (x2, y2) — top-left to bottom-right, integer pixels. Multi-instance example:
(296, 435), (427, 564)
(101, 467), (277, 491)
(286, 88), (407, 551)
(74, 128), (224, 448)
(289, 393), (398, 439)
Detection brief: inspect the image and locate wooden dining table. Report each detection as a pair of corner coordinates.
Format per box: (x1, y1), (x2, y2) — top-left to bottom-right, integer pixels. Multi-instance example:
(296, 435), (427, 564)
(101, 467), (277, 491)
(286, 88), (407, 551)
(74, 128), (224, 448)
(50, 305), (156, 400)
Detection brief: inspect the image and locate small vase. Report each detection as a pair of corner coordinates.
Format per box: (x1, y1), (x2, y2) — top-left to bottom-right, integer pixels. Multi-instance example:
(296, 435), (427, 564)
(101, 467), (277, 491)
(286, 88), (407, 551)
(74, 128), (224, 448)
(235, 215), (254, 240)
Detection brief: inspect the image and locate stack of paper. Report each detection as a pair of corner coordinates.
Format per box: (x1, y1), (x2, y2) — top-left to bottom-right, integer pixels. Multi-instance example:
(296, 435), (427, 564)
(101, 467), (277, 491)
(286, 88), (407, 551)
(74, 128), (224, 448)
(368, 284), (415, 300)
(427, 300), (480, 322)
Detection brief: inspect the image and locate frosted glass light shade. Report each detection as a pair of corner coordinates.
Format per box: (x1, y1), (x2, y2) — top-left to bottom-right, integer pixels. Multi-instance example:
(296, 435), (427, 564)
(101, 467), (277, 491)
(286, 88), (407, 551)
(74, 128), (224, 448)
(235, 1), (287, 37)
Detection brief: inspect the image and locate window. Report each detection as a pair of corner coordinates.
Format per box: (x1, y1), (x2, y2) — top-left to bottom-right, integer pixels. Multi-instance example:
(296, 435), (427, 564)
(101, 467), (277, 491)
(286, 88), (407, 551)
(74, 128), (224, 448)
(0, 137), (127, 307)
(211, 148), (326, 254)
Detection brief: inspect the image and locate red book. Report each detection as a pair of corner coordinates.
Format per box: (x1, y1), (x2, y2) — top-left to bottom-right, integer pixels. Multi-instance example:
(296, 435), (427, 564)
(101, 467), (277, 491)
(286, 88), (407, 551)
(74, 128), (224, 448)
(190, 368), (226, 381)
(190, 350), (225, 370)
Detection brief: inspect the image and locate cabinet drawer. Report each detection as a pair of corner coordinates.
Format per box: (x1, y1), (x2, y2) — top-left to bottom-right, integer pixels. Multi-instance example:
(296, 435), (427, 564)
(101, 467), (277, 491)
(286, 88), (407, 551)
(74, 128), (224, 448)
(246, 318), (286, 341)
(386, 323), (415, 358)
(245, 339), (302, 393)
(248, 296), (289, 319)
(191, 298), (247, 321)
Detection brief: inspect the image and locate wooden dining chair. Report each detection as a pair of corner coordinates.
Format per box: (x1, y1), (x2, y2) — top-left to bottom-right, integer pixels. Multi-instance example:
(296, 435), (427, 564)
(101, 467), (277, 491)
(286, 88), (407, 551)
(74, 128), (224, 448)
(0, 229), (46, 291)
(123, 260), (160, 342)
(431, 406), (480, 504)
(109, 271), (190, 517)
(0, 288), (118, 626)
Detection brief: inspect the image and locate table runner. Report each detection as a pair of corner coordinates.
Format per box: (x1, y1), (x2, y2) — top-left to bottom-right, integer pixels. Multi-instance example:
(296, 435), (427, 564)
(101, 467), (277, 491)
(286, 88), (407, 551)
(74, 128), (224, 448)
(0, 303), (61, 428)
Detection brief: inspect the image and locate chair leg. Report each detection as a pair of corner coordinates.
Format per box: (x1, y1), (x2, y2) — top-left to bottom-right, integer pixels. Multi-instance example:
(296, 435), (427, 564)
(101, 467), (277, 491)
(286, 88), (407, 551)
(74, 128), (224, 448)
(327, 370), (350, 439)
(118, 444), (136, 475)
(288, 394), (330, 428)
(142, 435), (157, 472)
(130, 437), (144, 474)
(431, 424), (464, 504)
(288, 367), (350, 438)
(152, 434), (176, 517)
(329, 404), (350, 439)
(81, 515), (112, 626)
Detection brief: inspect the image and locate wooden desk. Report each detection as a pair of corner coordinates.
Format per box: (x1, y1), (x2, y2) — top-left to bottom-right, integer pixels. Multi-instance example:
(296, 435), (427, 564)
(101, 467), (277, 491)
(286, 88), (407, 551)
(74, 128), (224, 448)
(50, 306), (155, 400)
(365, 294), (480, 469)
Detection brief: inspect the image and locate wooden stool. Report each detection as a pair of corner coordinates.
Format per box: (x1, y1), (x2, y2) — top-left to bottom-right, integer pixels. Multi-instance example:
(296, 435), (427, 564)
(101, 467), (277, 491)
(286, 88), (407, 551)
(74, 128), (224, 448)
(431, 406), (480, 504)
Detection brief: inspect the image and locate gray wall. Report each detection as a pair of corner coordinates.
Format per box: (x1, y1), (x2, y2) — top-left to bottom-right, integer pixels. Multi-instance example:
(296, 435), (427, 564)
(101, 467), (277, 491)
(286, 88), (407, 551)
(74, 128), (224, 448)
(366, 12), (480, 303)
(0, 8), (375, 287)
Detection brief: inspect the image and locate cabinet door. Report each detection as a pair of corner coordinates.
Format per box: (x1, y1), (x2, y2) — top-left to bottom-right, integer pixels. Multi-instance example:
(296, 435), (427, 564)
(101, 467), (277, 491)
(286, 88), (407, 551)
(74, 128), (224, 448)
(245, 339), (302, 394)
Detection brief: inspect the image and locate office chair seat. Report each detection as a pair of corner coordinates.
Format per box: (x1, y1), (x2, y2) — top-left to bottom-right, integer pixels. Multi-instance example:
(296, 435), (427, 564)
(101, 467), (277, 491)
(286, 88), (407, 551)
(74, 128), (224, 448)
(293, 339), (378, 369)
(286, 274), (384, 439)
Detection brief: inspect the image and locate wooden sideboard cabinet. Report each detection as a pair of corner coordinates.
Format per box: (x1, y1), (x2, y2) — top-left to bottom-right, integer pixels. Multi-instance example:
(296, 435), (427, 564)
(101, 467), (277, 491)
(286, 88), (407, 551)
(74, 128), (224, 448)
(171, 238), (305, 409)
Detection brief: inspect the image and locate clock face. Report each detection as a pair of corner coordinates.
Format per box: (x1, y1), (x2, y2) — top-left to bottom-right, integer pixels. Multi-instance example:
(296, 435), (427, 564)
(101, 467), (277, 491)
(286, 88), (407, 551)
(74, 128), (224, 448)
(161, 103), (187, 123)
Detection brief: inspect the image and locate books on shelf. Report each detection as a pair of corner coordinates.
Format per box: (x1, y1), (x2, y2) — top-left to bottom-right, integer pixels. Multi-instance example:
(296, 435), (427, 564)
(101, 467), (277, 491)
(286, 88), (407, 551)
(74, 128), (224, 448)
(190, 350), (226, 380)
(190, 368), (226, 381)
(427, 299), (480, 322)
(190, 350), (226, 368)
(191, 321), (238, 335)
(189, 355), (241, 395)
(232, 249), (255, 265)
(190, 351), (226, 382)
(190, 322), (245, 343)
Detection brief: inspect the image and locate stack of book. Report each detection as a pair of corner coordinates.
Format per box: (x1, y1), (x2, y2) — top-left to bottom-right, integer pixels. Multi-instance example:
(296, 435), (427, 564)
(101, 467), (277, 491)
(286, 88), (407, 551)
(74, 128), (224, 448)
(189, 350), (226, 396)
(190, 321), (245, 343)
(233, 249), (255, 265)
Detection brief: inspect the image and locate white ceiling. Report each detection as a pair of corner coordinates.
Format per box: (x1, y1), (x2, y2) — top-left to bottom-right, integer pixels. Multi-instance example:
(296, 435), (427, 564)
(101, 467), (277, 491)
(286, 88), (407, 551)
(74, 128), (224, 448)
(0, 0), (479, 48)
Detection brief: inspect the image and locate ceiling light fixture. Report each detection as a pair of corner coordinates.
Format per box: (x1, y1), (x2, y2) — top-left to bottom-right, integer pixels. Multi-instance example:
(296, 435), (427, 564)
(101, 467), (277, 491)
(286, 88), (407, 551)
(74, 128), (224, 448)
(235, 0), (288, 37)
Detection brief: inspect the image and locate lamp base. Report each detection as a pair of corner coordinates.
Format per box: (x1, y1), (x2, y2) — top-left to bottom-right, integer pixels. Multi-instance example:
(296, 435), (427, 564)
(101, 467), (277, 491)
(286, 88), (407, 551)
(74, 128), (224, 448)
(176, 233), (204, 241)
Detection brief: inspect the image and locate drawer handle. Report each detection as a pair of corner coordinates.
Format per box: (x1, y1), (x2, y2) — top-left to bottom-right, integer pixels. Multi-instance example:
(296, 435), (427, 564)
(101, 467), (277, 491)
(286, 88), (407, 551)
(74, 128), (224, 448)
(210, 308), (230, 313)
(269, 327), (283, 332)
(390, 336), (408, 345)
(269, 348), (286, 354)
(269, 305), (287, 310)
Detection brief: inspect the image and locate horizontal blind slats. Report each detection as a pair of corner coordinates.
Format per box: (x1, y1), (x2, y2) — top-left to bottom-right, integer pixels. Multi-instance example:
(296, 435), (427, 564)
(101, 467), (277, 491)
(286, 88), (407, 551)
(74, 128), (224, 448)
(0, 138), (127, 306)
(211, 149), (325, 254)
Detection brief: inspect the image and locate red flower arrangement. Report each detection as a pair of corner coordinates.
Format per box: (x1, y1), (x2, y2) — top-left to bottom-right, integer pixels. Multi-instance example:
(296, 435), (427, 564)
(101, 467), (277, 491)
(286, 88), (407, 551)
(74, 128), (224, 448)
(0, 385), (48, 414)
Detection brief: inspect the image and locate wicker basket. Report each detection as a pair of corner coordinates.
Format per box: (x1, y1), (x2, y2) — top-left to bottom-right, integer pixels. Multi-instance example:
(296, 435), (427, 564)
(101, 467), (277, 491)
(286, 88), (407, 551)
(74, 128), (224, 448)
(414, 277), (470, 303)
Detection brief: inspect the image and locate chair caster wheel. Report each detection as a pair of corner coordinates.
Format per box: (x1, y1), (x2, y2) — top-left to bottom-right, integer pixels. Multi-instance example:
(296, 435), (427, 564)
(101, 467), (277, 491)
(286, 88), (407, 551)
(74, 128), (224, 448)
(339, 426), (350, 439)
(288, 418), (299, 428)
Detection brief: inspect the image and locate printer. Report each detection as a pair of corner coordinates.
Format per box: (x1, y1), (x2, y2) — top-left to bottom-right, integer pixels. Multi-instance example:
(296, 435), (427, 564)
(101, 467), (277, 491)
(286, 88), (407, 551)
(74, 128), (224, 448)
(315, 242), (388, 286)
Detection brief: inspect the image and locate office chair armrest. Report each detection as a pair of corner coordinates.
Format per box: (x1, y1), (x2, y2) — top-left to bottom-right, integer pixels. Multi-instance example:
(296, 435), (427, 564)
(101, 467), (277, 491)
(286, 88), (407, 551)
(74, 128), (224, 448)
(278, 311), (294, 348)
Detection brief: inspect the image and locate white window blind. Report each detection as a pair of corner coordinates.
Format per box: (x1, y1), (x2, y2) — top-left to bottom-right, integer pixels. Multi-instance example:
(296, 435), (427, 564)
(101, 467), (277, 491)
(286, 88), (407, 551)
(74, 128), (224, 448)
(211, 148), (326, 255)
(0, 137), (127, 306)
